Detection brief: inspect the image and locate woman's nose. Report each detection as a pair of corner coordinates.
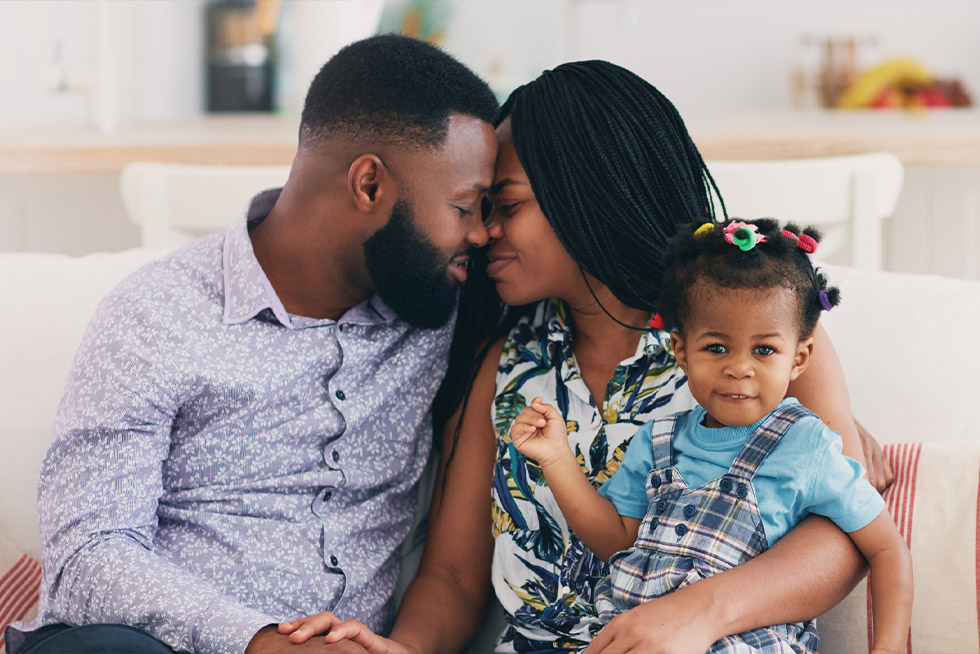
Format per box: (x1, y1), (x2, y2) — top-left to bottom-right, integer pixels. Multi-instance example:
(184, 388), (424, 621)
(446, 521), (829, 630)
(485, 217), (504, 240)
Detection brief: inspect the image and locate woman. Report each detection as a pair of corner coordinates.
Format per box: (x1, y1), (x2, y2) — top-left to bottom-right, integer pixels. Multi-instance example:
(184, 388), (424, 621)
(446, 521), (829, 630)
(285, 60), (890, 654)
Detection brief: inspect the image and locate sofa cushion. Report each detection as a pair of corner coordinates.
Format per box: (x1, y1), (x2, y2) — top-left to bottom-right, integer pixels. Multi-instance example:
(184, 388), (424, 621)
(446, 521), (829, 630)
(820, 264), (980, 444)
(819, 441), (980, 653)
(0, 530), (41, 654)
(0, 248), (165, 560)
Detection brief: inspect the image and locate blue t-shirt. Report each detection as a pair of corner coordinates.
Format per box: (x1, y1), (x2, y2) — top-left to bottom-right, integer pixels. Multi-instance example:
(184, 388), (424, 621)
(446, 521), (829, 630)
(599, 398), (885, 545)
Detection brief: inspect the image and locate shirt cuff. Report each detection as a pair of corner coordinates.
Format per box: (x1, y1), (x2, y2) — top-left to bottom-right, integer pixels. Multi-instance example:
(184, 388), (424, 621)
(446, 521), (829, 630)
(193, 602), (279, 654)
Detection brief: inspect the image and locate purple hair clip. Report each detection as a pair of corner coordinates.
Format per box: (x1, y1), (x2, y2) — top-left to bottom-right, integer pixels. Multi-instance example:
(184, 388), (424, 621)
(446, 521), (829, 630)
(819, 290), (834, 312)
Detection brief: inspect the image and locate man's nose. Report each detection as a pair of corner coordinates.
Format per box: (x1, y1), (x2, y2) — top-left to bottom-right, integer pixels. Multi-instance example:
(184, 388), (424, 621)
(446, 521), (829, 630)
(466, 215), (490, 248)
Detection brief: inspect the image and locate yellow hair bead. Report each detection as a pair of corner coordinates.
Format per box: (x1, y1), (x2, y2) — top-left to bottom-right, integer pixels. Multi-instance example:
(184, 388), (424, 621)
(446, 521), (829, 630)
(694, 223), (715, 238)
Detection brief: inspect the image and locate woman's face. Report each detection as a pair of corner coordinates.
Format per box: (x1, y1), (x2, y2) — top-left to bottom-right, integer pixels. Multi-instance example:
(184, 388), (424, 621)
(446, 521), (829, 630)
(486, 118), (585, 307)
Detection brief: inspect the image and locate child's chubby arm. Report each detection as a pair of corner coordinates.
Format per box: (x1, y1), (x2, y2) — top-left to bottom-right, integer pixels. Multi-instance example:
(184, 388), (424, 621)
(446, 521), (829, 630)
(848, 511), (913, 654)
(510, 398), (639, 560)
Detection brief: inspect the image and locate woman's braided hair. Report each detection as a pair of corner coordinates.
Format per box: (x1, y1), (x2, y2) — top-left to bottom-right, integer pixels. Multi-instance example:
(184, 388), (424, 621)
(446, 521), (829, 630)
(657, 218), (841, 339)
(434, 61), (726, 490)
(502, 60), (724, 313)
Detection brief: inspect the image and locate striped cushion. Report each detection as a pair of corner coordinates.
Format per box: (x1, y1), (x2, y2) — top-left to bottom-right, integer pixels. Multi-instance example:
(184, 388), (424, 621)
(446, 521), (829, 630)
(0, 532), (41, 654)
(819, 442), (979, 653)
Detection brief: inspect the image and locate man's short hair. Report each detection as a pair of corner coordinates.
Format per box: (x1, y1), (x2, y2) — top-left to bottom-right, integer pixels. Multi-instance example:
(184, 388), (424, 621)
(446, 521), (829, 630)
(300, 33), (499, 151)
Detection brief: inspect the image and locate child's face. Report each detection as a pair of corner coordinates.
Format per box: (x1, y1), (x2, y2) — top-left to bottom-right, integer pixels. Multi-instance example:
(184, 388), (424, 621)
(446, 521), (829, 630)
(670, 283), (814, 429)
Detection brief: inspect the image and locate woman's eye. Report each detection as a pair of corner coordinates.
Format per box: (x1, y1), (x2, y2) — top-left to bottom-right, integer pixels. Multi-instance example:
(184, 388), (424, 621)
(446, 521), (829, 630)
(706, 344), (726, 354)
(487, 201), (518, 220)
(754, 345), (776, 356)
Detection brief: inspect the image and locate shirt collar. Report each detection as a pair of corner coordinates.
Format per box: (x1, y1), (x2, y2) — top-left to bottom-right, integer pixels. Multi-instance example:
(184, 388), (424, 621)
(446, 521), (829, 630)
(539, 297), (673, 366)
(222, 188), (398, 330)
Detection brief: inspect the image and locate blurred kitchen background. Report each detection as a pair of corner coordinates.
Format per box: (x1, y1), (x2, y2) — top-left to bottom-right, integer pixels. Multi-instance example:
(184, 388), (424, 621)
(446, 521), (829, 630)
(2, 0), (980, 278)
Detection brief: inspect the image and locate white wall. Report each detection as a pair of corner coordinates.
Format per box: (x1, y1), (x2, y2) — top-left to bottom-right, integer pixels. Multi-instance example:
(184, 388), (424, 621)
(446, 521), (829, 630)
(3, 0), (979, 128)
(3, 0), (980, 275)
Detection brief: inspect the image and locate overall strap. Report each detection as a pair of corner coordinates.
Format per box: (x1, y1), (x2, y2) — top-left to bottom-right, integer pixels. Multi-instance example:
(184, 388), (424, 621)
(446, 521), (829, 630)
(648, 414), (680, 471)
(729, 402), (816, 479)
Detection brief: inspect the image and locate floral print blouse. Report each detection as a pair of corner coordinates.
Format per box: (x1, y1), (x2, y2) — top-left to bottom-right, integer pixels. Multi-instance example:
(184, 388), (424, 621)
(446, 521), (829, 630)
(490, 298), (695, 653)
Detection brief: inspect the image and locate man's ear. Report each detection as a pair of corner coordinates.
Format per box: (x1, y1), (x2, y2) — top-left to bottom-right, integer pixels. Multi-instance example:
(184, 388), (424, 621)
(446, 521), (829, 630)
(348, 154), (389, 212)
(789, 336), (815, 381)
(670, 332), (688, 373)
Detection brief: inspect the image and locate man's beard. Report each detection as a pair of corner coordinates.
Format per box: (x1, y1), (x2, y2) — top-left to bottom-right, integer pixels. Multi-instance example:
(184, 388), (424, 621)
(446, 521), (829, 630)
(362, 199), (461, 329)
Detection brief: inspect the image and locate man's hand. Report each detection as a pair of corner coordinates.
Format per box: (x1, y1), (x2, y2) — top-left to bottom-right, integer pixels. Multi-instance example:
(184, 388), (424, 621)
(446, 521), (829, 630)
(856, 418), (894, 493)
(583, 594), (717, 654)
(277, 613), (416, 654)
(245, 624), (370, 653)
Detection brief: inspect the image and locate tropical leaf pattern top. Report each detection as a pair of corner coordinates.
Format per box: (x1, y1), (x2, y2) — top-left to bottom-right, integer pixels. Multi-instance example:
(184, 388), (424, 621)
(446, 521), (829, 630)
(490, 298), (695, 653)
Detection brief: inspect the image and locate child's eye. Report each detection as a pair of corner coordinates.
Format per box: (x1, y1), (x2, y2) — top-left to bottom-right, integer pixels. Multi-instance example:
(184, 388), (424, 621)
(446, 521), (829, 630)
(754, 345), (776, 356)
(706, 343), (727, 354)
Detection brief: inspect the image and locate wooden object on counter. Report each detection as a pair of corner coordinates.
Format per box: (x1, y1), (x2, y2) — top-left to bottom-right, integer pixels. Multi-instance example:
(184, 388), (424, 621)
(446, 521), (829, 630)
(3, 109), (980, 174)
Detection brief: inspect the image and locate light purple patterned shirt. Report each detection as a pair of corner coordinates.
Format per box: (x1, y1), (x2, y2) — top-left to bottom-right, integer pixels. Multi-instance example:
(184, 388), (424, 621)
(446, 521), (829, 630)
(11, 189), (453, 654)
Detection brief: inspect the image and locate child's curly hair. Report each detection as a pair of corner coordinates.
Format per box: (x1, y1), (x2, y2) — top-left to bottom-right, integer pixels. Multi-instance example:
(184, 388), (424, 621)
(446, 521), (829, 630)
(657, 218), (841, 338)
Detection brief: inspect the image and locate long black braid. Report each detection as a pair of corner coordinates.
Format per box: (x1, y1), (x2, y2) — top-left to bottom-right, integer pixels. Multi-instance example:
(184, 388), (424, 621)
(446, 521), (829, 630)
(433, 60), (725, 491)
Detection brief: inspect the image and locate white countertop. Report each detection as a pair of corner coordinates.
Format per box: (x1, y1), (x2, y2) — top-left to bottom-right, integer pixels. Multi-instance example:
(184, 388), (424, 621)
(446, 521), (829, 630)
(3, 109), (980, 174)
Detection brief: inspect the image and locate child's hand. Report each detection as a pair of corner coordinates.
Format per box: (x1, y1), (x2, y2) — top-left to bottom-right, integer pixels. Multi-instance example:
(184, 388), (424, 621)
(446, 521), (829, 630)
(510, 397), (571, 467)
(279, 612), (411, 654)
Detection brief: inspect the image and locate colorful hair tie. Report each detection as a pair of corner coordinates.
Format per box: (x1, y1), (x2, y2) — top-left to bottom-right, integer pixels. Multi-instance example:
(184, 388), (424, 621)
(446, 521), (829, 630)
(649, 314), (665, 330)
(781, 229), (799, 242)
(723, 221), (766, 252)
(796, 234), (818, 254)
(818, 290), (834, 312)
(694, 223), (715, 238)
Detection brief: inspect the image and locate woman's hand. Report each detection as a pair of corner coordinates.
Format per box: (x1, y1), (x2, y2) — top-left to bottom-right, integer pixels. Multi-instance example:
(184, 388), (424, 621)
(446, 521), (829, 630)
(279, 613), (415, 654)
(584, 594), (717, 654)
(510, 397), (570, 467)
(856, 418), (894, 493)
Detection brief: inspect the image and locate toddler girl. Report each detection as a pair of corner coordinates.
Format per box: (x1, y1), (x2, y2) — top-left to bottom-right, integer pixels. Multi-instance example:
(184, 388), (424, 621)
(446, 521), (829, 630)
(511, 218), (912, 654)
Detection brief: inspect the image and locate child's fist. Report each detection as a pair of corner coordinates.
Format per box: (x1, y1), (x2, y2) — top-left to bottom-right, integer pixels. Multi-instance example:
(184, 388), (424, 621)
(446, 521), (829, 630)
(509, 397), (569, 466)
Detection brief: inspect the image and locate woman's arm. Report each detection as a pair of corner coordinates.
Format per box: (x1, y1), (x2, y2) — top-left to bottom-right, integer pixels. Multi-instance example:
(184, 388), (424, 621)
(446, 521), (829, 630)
(789, 323), (893, 491)
(386, 339), (505, 654)
(788, 323), (862, 463)
(585, 515), (866, 654)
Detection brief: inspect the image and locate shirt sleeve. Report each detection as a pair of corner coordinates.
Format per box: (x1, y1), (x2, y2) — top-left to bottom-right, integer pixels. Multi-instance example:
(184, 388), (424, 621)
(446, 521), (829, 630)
(805, 423), (886, 533)
(598, 422), (654, 519)
(37, 292), (274, 654)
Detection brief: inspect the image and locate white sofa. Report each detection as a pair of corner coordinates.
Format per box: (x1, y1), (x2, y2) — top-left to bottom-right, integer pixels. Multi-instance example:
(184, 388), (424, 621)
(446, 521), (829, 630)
(1, 248), (979, 653)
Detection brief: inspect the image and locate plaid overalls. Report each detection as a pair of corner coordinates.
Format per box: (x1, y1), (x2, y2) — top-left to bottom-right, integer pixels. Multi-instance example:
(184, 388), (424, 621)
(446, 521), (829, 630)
(595, 403), (820, 653)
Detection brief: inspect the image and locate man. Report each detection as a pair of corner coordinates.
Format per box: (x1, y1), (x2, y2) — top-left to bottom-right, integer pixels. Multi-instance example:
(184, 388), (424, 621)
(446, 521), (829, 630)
(5, 34), (498, 654)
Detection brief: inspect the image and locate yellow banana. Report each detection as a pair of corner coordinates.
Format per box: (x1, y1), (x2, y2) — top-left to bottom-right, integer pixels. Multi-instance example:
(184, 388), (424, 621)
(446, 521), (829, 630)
(836, 57), (934, 109)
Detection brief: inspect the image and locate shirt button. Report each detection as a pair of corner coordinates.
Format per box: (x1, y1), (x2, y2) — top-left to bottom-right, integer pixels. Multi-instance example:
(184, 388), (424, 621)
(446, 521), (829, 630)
(648, 517), (660, 530)
(720, 478), (733, 493)
(655, 499), (668, 513)
(323, 490), (332, 501)
(736, 482), (749, 498)
(332, 450), (340, 463)
(335, 390), (346, 401)
(664, 469), (673, 484)
(675, 523), (688, 537)
(330, 555), (339, 567)
(649, 474), (662, 489)
(683, 504), (696, 519)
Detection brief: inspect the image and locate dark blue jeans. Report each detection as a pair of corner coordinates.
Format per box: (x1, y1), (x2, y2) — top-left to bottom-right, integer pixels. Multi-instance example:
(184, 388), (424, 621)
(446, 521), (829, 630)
(7, 623), (177, 654)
